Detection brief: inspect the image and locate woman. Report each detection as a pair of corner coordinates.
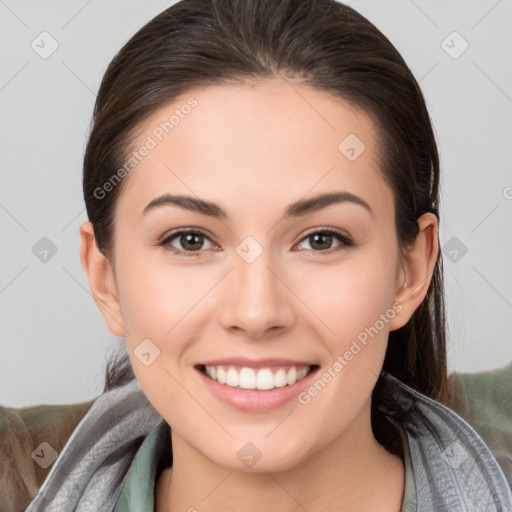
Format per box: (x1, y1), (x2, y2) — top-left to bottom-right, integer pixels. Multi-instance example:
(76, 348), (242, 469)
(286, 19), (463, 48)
(6, 0), (511, 510)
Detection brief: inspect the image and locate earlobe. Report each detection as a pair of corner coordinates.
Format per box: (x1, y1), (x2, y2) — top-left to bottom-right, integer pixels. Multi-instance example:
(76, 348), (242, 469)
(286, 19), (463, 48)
(79, 221), (126, 337)
(389, 212), (439, 331)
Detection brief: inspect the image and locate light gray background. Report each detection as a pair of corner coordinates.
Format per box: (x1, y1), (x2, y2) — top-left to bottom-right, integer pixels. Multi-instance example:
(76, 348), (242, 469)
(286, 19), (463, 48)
(1, 0), (511, 407)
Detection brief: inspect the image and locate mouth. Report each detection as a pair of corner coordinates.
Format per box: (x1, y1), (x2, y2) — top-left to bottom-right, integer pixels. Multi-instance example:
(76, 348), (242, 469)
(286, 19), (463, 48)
(196, 363), (319, 391)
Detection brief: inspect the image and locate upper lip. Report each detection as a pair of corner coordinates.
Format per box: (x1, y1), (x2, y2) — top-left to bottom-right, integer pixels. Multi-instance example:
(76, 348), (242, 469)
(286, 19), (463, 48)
(197, 358), (316, 368)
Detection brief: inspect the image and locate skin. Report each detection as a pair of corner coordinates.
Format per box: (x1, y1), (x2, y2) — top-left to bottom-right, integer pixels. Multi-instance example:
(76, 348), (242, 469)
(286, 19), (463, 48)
(80, 77), (438, 511)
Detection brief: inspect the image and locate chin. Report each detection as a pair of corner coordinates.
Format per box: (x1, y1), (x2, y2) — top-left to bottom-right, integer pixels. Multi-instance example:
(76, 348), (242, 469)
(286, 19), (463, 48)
(202, 435), (316, 474)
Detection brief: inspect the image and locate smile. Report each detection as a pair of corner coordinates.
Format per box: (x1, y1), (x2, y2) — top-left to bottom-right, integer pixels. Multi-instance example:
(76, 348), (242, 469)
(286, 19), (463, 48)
(195, 360), (320, 412)
(202, 365), (312, 391)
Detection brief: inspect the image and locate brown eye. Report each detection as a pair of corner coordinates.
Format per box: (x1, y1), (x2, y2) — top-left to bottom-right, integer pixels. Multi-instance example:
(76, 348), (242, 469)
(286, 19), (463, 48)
(159, 229), (216, 256)
(176, 232), (204, 251)
(296, 229), (353, 253)
(309, 232), (334, 251)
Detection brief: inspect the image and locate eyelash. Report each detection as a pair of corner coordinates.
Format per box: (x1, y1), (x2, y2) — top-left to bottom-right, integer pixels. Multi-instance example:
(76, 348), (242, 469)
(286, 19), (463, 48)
(158, 228), (354, 258)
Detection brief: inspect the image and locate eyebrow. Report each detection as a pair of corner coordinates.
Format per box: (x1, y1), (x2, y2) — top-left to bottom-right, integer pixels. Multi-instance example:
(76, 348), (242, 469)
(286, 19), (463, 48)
(141, 191), (373, 219)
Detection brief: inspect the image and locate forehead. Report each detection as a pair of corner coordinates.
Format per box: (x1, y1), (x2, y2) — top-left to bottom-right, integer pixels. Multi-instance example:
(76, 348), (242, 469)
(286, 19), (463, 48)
(116, 78), (393, 220)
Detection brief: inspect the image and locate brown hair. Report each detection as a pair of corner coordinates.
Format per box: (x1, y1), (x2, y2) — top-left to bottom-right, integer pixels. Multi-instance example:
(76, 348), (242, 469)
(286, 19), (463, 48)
(83, 0), (449, 450)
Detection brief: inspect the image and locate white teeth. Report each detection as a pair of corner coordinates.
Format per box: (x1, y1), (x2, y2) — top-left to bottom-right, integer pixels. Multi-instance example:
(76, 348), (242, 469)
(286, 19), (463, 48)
(256, 369), (274, 390)
(226, 368), (239, 387)
(297, 367), (309, 380)
(203, 364), (311, 390)
(286, 367), (297, 385)
(274, 368), (287, 388)
(217, 367), (226, 384)
(239, 367), (256, 389)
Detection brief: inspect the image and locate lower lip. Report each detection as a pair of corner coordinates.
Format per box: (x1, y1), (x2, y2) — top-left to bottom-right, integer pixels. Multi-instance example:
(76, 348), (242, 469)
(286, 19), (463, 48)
(196, 367), (318, 412)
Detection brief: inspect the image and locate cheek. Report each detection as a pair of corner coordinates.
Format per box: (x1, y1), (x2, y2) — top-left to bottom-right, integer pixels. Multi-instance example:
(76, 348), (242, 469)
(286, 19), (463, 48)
(294, 250), (399, 435)
(299, 245), (400, 349)
(118, 258), (202, 415)
(117, 251), (211, 336)
(116, 252), (223, 395)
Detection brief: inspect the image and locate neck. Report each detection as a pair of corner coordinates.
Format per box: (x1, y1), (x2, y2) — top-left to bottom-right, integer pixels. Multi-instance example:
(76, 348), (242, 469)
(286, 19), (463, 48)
(156, 402), (405, 512)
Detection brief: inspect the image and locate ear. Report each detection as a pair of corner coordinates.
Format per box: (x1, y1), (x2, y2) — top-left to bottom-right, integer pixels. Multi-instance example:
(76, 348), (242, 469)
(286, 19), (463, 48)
(79, 220), (126, 337)
(388, 212), (439, 331)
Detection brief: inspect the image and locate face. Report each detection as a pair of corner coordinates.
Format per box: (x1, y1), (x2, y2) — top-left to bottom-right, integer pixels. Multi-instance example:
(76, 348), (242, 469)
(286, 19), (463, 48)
(102, 78), (410, 472)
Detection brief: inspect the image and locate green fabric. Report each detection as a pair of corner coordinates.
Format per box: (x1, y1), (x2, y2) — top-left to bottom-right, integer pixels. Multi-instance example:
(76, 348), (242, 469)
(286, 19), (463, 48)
(113, 418), (169, 511)
(112, 419), (417, 511)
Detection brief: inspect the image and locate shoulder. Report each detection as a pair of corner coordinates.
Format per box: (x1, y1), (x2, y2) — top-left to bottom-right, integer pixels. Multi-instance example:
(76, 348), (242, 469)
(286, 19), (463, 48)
(24, 379), (162, 511)
(378, 371), (512, 509)
(0, 399), (95, 512)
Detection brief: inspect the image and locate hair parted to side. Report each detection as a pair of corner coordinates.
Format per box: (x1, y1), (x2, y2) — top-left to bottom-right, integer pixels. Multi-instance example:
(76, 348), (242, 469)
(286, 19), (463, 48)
(84, 0), (449, 450)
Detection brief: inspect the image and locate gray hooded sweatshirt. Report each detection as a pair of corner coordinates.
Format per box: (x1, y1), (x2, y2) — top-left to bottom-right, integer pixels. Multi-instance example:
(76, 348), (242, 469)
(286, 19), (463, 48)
(25, 372), (512, 511)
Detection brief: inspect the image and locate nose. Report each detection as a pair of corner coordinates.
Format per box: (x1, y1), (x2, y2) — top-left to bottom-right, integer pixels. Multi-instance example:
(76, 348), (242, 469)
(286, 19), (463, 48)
(218, 248), (295, 339)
